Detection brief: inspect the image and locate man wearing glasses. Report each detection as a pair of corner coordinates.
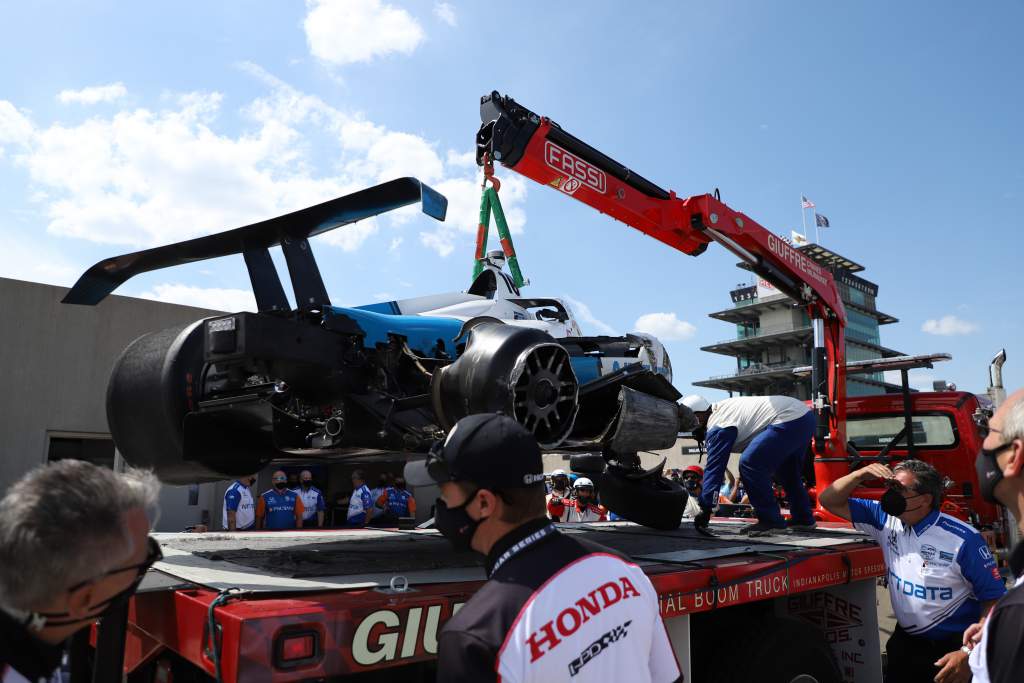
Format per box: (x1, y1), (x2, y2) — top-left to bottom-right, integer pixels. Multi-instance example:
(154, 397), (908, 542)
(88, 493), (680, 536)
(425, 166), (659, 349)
(967, 389), (1024, 683)
(820, 459), (1004, 683)
(0, 460), (161, 681)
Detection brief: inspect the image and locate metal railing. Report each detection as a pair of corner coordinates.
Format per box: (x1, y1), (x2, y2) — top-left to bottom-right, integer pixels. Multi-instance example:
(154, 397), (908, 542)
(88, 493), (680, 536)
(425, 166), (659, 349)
(700, 361), (803, 382)
(708, 325), (812, 347)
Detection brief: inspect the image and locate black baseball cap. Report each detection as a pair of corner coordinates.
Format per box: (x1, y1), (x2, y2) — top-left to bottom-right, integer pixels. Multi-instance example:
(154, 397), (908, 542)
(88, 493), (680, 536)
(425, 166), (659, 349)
(404, 413), (545, 490)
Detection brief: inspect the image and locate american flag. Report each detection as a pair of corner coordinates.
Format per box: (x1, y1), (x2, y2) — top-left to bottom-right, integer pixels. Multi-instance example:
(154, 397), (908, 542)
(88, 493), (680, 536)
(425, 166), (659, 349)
(815, 213), (830, 228)
(801, 195), (815, 209)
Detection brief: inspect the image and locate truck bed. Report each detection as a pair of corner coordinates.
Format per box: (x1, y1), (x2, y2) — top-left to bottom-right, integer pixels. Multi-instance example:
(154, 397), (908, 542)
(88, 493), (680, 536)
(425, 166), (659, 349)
(150, 519), (872, 593)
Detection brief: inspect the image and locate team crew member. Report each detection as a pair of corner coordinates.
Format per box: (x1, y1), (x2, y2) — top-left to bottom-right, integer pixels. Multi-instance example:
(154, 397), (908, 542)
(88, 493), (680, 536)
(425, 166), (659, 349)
(819, 459), (1005, 682)
(406, 414), (681, 683)
(377, 477), (416, 520)
(546, 469), (571, 503)
(548, 477), (608, 522)
(546, 469), (572, 522)
(292, 470), (325, 528)
(683, 395), (816, 535)
(968, 389), (1024, 683)
(346, 470), (375, 527)
(0, 462), (160, 683)
(223, 474), (257, 531)
(256, 470), (304, 530)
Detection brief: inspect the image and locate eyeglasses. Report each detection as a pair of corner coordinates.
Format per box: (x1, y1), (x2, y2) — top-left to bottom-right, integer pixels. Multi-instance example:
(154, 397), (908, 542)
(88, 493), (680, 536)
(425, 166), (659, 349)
(973, 411), (1004, 439)
(68, 536), (163, 592)
(883, 478), (916, 494)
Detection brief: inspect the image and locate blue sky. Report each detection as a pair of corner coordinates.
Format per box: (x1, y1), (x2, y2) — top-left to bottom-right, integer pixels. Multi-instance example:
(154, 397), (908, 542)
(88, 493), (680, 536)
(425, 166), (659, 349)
(1, 1), (1021, 398)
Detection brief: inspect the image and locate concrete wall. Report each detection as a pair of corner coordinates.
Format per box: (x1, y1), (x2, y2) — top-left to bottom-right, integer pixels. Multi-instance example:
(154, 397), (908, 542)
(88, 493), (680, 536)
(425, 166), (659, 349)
(0, 277), (226, 530)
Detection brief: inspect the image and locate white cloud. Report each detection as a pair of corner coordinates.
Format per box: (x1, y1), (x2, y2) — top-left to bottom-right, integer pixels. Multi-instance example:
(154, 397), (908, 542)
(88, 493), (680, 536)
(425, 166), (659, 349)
(633, 312), (697, 341)
(0, 101), (33, 149)
(921, 315), (978, 336)
(137, 283), (257, 312)
(389, 236), (403, 251)
(0, 66), (526, 266)
(0, 238), (80, 286)
(304, 0), (425, 66)
(317, 216), (379, 251)
(563, 295), (617, 336)
(434, 2), (457, 26)
(446, 149), (475, 168)
(57, 83), (127, 105)
(420, 174), (528, 257)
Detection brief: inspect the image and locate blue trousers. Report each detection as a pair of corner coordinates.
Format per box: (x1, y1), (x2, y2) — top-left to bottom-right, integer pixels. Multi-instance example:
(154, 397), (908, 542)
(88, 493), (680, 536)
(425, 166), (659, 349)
(739, 410), (816, 525)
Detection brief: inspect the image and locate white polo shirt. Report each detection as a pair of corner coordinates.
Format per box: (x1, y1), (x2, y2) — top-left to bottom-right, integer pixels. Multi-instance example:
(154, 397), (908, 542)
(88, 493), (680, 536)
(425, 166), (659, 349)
(849, 498), (1005, 639)
(708, 396), (809, 450)
(292, 485), (325, 521)
(222, 480), (256, 530)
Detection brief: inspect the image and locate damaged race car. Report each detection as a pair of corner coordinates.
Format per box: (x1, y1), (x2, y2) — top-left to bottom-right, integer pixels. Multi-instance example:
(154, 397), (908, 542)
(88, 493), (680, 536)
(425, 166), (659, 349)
(63, 177), (694, 529)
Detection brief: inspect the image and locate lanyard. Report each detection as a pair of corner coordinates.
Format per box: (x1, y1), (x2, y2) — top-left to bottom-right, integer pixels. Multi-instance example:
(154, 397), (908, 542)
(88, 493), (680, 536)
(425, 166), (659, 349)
(490, 523), (556, 576)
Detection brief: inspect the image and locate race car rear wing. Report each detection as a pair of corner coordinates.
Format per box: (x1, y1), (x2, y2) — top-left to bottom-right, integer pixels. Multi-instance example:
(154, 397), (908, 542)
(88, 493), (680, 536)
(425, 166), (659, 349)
(62, 177), (447, 311)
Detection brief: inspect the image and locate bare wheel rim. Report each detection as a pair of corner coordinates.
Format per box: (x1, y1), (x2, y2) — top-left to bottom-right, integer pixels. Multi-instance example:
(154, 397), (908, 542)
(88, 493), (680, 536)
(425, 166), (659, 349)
(512, 344), (577, 445)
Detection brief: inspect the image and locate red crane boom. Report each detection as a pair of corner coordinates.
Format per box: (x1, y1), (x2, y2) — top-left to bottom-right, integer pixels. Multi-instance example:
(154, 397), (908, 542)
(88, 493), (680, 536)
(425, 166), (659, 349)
(476, 91), (850, 501)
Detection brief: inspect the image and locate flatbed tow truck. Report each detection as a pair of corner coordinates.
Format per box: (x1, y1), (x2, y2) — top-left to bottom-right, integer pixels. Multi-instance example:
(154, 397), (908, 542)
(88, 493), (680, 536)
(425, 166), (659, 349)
(100, 521), (885, 682)
(68, 92), (1008, 682)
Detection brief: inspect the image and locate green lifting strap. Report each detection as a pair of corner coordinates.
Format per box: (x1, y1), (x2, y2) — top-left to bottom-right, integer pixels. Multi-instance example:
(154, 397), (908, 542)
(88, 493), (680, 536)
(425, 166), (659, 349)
(472, 185), (525, 289)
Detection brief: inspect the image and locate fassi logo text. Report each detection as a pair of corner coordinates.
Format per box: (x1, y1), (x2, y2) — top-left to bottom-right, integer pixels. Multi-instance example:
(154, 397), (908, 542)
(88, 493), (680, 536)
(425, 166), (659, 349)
(544, 141), (607, 194)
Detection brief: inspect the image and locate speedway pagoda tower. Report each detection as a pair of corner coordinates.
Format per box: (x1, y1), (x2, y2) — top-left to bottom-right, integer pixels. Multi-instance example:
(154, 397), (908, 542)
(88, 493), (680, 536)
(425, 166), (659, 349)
(695, 242), (905, 399)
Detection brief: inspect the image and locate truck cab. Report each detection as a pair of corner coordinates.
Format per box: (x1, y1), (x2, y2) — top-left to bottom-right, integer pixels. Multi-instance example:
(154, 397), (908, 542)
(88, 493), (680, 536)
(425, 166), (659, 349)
(816, 389), (1014, 562)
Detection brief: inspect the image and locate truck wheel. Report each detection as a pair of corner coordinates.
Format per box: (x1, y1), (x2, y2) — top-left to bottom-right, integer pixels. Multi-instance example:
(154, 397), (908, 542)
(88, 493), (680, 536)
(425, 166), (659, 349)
(710, 616), (841, 683)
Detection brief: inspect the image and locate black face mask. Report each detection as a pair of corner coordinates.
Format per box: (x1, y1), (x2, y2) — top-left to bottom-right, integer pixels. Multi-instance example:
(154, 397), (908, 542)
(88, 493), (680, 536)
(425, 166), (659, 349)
(880, 488), (926, 517)
(274, 482), (288, 491)
(31, 581), (137, 630)
(976, 444), (1010, 504)
(28, 537), (161, 631)
(434, 494), (482, 551)
(301, 481), (312, 489)
(248, 477), (257, 485)
(683, 479), (700, 495)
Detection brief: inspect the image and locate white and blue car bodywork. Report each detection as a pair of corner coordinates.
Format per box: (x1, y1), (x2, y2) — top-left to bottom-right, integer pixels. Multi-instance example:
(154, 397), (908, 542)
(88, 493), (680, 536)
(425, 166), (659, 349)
(63, 178), (689, 528)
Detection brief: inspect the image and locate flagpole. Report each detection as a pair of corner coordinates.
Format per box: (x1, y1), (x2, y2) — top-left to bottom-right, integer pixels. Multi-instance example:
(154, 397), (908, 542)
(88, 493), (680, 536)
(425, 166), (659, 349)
(815, 212), (821, 245)
(801, 195), (808, 241)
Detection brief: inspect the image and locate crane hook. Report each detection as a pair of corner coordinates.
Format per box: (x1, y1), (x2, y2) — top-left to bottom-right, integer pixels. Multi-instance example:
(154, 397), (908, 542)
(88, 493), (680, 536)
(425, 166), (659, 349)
(481, 152), (501, 192)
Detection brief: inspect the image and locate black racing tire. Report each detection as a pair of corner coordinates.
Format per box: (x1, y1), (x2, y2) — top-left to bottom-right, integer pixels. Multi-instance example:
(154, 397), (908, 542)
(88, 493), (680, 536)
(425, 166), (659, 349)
(706, 616), (842, 683)
(107, 321), (271, 483)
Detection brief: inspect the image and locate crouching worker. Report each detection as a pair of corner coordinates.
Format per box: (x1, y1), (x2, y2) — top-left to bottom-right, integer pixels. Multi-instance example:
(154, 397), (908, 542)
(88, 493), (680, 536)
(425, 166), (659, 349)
(0, 461), (161, 681)
(406, 414), (681, 682)
(682, 395), (816, 536)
